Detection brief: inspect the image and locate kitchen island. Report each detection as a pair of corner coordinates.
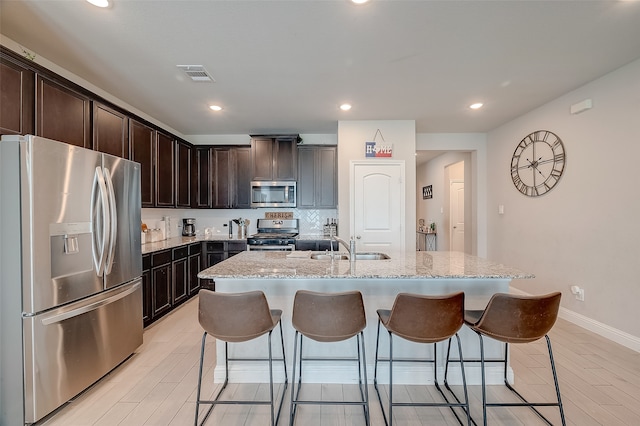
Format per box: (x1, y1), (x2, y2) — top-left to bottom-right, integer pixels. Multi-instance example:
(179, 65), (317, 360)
(198, 250), (533, 385)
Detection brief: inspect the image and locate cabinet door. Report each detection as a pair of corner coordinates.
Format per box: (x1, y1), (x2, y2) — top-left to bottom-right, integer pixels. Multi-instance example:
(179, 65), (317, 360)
(192, 146), (212, 208)
(36, 75), (91, 148)
(172, 257), (188, 305)
(297, 147), (316, 208)
(176, 140), (191, 208)
(295, 240), (317, 251)
(206, 252), (226, 267)
(155, 131), (175, 207)
(141, 269), (152, 326)
(151, 264), (172, 317)
(93, 102), (129, 158)
(251, 137), (273, 180)
(130, 119), (155, 207)
(188, 253), (202, 296)
(213, 148), (231, 208)
(0, 54), (34, 135)
(274, 136), (297, 180)
(233, 147), (251, 208)
(316, 146), (337, 208)
(297, 145), (337, 209)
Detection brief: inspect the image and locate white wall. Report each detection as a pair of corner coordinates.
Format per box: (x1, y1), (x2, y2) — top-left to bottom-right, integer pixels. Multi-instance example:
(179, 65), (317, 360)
(337, 120), (416, 251)
(486, 58), (640, 342)
(416, 133), (487, 256)
(417, 152), (472, 252)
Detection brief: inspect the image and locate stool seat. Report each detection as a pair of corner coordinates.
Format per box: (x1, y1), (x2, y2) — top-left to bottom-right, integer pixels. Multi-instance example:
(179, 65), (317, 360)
(463, 292), (566, 426)
(290, 290), (369, 425)
(374, 292), (471, 426)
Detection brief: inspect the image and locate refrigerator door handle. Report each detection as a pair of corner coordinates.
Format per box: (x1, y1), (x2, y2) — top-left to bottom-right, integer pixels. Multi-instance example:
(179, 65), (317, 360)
(40, 282), (140, 325)
(91, 166), (110, 276)
(103, 167), (118, 275)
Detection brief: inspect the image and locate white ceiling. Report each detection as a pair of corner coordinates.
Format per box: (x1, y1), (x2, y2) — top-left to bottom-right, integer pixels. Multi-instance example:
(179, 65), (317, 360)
(2, 0), (640, 138)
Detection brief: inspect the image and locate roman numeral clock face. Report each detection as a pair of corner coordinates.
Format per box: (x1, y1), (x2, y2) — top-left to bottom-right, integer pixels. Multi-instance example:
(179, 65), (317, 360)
(510, 130), (566, 197)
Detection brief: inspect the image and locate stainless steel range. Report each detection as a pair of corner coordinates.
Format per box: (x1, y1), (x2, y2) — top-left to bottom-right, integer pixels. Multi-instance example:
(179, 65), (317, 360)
(247, 219), (299, 251)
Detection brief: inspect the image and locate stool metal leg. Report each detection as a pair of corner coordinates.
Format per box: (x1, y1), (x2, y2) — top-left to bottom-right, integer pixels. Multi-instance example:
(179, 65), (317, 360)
(290, 330), (369, 426)
(195, 325), (288, 426)
(476, 332), (566, 426)
(375, 323), (472, 426)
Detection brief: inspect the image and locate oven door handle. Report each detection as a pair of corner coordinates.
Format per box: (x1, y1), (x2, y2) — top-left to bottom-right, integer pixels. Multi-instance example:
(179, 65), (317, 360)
(248, 244), (295, 251)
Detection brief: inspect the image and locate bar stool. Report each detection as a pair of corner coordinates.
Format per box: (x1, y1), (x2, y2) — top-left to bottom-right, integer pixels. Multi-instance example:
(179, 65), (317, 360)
(462, 292), (565, 426)
(374, 292), (471, 426)
(289, 290), (369, 425)
(194, 289), (288, 426)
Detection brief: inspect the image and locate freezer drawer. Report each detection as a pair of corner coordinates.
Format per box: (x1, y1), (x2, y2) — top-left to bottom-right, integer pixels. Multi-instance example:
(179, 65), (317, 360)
(23, 280), (143, 424)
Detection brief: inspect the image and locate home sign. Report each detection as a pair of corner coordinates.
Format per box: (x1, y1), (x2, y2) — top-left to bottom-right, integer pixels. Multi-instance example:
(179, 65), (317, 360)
(365, 141), (393, 158)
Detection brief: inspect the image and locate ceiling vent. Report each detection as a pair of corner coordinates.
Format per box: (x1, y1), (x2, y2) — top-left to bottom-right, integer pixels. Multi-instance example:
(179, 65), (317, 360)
(176, 65), (215, 82)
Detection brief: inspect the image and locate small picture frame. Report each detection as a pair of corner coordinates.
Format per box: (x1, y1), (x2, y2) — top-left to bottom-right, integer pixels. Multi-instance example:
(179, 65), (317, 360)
(422, 185), (433, 199)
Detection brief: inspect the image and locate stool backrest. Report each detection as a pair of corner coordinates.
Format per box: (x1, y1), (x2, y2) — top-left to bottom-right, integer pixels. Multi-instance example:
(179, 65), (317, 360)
(292, 290), (366, 342)
(198, 289), (276, 342)
(386, 292), (464, 343)
(472, 292), (561, 343)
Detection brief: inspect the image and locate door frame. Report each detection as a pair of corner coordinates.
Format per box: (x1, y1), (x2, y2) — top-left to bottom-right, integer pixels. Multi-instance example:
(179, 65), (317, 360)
(449, 179), (465, 252)
(350, 160), (406, 251)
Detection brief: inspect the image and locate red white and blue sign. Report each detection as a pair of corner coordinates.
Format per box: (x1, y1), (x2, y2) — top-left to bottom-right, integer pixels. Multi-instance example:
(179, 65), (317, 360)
(365, 141), (393, 158)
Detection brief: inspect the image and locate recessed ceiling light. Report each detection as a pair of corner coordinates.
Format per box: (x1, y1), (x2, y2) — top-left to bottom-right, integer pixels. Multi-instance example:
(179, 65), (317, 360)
(209, 105), (223, 111)
(469, 103), (484, 110)
(351, 0), (370, 4)
(86, 0), (110, 7)
(340, 103), (352, 111)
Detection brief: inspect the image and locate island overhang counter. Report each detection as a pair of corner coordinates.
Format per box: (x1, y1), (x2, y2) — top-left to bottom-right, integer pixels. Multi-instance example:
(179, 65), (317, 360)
(198, 250), (533, 386)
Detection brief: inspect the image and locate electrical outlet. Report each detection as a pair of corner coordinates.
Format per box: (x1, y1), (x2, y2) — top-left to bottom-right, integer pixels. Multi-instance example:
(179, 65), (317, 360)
(570, 285), (585, 301)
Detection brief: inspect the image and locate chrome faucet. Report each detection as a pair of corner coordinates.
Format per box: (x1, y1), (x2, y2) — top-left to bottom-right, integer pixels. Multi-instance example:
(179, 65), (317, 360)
(332, 235), (356, 259)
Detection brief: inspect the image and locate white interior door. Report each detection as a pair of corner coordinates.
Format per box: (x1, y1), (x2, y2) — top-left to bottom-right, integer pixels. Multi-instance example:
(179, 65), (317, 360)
(450, 180), (465, 252)
(351, 161), (404, 252)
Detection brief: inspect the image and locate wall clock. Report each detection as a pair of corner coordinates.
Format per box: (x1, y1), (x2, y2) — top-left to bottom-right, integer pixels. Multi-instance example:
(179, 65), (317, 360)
(510, 130), (566, 197)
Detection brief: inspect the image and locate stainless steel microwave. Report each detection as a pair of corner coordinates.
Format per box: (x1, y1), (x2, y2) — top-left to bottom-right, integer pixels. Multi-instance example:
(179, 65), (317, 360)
(250, 181), (297, 208)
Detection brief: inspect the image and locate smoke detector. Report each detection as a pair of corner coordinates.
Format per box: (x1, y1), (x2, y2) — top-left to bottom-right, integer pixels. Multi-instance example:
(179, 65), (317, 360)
(176, 65), (215, 82)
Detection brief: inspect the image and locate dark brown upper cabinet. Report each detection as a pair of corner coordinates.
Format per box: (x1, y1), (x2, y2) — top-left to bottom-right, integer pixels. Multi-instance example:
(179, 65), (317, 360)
(297, 145), (337, 209)
(233, 147), (251, 209)
(176, 139), (191, 208)
(211, 146), (251, 209)
(0, 52), (35, 136)
(130, 119), (155, 207)
(93, 102), (129, 158)
(212, 147), (231, 208)
(36, 75), (91, 148)
(250, 135), (298, 181)
(155, 131), (175, 207)
(192, 146), (212, 208)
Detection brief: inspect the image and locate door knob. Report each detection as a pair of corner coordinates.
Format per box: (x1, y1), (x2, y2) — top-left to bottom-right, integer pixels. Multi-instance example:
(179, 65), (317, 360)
(356, 235), (361, 239)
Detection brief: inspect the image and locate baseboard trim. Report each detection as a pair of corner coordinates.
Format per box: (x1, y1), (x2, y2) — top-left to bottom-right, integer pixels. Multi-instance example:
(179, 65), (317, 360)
(510, 287), (640, 353)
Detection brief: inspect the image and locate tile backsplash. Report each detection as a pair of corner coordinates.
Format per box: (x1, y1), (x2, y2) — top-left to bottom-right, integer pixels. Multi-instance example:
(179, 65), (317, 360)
(141, 208), (338, 238)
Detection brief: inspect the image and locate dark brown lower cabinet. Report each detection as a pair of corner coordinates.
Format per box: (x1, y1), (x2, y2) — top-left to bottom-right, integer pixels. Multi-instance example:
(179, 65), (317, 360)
(151, 263), (172, 319)
(172, 246), (189, 306)
(188, 243), (202, 296)
(142, 254), (152, 327)
(142, 242), (203, 327)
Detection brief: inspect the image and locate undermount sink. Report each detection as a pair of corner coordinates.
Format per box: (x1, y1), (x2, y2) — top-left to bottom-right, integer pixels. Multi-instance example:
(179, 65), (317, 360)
(310, 253), (349, 260)
(353, 252), (391, 260)
(309, 252), (390, 260)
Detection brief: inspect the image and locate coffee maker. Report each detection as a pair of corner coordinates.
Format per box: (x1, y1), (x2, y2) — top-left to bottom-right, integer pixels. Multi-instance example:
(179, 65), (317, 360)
(182, 218), (196, 236)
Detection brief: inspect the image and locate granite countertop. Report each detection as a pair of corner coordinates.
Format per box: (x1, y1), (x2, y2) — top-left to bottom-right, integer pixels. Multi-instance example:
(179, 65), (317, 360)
(198, 250), (534, 280)
(141, 234), (334, 255)
(141, 235), (245, 254)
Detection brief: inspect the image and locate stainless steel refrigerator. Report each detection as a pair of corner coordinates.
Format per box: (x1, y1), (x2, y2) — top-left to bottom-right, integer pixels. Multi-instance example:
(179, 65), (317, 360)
(0, 135), (143, 425)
